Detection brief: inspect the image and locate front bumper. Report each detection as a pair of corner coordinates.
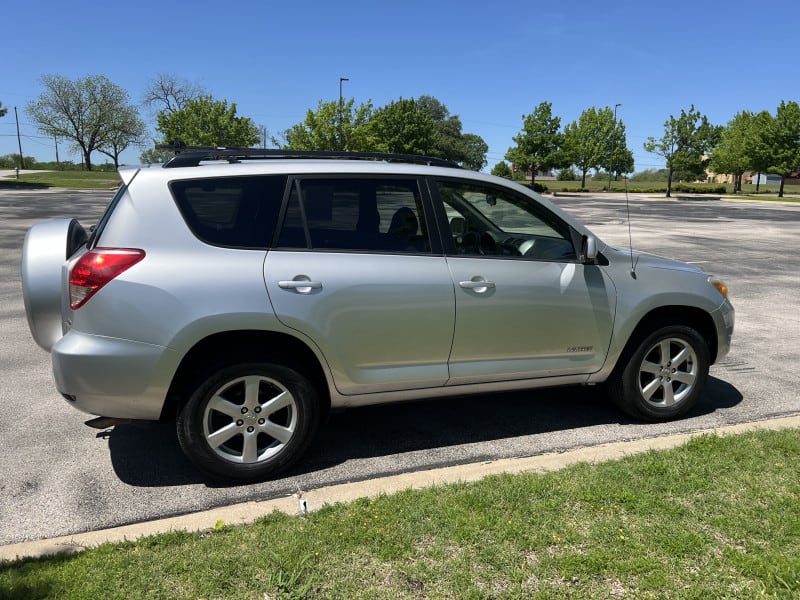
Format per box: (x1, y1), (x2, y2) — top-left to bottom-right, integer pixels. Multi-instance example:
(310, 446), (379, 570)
(51, 330), (181, 420)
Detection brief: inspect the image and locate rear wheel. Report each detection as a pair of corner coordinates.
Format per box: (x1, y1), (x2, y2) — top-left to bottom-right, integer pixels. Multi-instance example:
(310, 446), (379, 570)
(177, 362), (321, 481)
(609, 324), (709, 422)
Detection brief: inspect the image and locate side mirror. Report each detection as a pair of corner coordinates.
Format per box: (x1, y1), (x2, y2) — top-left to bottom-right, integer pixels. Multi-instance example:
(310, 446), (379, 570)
(582, 235), (598, 263)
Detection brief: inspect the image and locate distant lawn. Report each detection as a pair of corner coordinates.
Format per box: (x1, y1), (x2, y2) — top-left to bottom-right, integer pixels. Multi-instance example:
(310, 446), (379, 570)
(1, 428), (798, 599)
(538, 178), (800, 200)
(0, 171), (121, 190)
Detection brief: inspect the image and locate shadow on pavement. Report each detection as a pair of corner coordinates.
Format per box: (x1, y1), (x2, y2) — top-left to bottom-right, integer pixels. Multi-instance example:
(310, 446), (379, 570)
(107, 376), (742, 488)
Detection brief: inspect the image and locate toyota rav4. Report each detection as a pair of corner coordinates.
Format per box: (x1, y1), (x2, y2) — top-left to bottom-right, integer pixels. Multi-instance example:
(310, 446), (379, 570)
(21, 149), (734, 481)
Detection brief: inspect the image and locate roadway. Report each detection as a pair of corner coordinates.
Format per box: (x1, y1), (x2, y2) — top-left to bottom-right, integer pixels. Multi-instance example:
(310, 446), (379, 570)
(0, 188), (797, 546)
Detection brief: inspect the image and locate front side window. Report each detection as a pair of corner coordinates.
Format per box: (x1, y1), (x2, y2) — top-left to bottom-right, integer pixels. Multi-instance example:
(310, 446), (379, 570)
(435, 180), (577, 261)
(276, 178), (431, 253)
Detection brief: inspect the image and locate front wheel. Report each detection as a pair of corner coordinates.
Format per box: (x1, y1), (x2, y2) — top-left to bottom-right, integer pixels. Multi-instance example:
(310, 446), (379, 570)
(177, 363), (322, 481)
(609, 324), (710, 422)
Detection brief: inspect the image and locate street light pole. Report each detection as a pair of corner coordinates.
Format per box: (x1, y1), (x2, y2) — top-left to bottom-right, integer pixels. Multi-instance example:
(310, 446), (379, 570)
(607, 103), (621, 192)
(338, 77), (349, 151)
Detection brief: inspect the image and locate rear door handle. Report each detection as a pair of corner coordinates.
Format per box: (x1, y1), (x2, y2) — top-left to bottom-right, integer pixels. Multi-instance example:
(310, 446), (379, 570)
(278, 278), (322, 293)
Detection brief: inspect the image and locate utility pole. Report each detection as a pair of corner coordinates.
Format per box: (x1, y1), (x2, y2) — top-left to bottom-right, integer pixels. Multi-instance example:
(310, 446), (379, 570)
(338, 77), (349, 151)
(607, 103), (621, 192)
(14, 106), (25, 171)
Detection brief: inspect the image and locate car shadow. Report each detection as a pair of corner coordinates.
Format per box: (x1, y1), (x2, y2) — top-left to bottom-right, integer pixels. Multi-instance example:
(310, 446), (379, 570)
(106, 376), (742, 488)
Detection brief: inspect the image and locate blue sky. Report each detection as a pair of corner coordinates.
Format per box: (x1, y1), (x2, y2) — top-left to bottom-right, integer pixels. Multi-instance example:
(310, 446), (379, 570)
(2, 0), (797, 172)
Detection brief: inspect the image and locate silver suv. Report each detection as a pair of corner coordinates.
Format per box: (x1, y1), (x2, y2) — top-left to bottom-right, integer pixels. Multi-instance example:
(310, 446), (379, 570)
(21, 149), (734, 481)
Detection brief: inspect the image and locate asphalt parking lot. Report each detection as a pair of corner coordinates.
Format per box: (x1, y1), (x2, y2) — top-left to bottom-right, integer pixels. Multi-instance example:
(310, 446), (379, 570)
(0, 187), (798, 547)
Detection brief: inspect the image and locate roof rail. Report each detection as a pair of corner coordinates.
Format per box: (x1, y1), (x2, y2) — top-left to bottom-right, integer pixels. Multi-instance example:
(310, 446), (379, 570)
(158, 145), (462, 169)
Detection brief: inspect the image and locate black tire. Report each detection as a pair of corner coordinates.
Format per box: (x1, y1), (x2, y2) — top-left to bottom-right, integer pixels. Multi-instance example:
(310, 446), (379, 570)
(608, 324), (710, 422)
(177, 362), (322, 481)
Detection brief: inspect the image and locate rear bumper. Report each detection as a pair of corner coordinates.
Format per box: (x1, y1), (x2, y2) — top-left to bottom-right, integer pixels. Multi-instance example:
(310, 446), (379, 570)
(51, 330), (180, 420)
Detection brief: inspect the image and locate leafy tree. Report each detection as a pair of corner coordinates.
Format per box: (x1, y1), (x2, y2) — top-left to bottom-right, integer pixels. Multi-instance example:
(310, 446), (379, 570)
(0, 101), (7, 118)
(142, 74), (206, 115)
(26, 74), (144, 171)
(505, 102), (565, 185)
(491, 161), (513, 179)
(98, 103), (146, 167)
(557, 167), (578, 181)
(644, 105), (720, 197)
(710, 111), (755, 192)
(365, 98), (435, 155)
(563, 106), (614, 188)
(155, 96), (259, 148)
(765, 100), (800, 198)
(747, 110), (775, 192)
(283, 98), (374, 151)
(417, 95), (488, 170)
(459, 133), (489, 171)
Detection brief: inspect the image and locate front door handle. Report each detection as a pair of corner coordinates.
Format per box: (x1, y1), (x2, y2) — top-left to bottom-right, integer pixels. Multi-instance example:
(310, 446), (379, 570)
(278, 277), (322, 293)
(459, 278), (496, 293)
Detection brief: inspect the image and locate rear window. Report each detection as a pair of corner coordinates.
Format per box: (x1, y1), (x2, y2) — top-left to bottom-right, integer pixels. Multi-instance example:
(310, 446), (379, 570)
(170, 175), (287, 248)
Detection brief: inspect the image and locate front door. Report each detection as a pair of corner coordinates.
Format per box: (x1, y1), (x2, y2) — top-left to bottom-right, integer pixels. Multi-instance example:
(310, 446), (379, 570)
(432, 178), (616, 384)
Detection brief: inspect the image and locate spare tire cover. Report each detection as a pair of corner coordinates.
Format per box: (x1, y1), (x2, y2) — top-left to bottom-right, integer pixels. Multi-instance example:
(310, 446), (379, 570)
(21, 218), (87, 351)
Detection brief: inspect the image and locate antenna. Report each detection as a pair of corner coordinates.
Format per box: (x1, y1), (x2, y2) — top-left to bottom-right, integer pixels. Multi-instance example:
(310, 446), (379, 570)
(624, 176), (639, 279)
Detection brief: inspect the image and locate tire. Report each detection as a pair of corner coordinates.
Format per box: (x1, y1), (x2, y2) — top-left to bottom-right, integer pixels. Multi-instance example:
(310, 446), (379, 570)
(608, 324), (710, 422)
(177, 362), (322, 481)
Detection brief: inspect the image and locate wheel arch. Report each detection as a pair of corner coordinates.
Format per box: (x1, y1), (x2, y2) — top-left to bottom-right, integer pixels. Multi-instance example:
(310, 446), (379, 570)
(617, 305), (719, 372)
(161, 330), (331, 421)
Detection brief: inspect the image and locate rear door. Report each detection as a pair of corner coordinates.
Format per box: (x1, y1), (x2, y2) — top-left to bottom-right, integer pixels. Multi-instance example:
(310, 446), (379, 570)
(265, 176), (455, 395)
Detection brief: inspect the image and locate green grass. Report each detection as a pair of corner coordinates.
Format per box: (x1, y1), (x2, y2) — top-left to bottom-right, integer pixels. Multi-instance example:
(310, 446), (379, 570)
(541, 178), (800, 199)
(0, 171), (121, 190)
(2, 429), (799, 599)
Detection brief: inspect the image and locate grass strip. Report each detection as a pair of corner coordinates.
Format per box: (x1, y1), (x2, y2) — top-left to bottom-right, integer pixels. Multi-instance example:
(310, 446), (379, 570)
(0, 171), (120, 190)
(1, 429), (799, 599)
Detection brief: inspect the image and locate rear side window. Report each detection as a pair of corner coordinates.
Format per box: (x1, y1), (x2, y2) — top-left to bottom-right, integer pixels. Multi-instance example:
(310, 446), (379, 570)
(276, 178), (431, 253)
(170, 175), (287, 248)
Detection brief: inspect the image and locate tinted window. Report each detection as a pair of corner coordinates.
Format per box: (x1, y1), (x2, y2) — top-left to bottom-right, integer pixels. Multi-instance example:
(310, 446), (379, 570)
(436, 180), (576, 261)
(276, 178), (430, 253)
(170, 175), (287, 248)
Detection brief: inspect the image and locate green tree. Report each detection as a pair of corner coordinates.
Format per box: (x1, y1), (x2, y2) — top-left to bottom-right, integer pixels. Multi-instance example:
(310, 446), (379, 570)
(155, 96), (259, 148)
(505, 102), (564, 186)
(0, 101), (7, 118)
(99, 103), (146, 167)
(747, 110), (775, 192)
(283, 98), (374, 151)
(26, 74), (143, 171)
(417, 95), (488, 170)
(709, 111), (755, 192)
(766, 100), (800, 198)
(491, 161), (513, 179)
(644, 105), (719, 197)
(365, 98), (435, 155)
(563, 106), (614, 188)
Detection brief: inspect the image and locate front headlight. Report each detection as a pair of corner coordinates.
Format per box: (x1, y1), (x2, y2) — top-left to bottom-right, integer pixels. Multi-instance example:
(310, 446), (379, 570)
(708, 276), (729, 299)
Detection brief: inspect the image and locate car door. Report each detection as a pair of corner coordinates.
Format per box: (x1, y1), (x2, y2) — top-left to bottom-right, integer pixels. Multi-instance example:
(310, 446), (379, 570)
(431, 178), (616, 385)
(264, 176), (455, 395)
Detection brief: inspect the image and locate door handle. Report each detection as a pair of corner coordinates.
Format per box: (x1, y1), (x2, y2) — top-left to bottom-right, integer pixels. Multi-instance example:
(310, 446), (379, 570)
(459, 279), (496, 293)
(278, 278), (322, 293)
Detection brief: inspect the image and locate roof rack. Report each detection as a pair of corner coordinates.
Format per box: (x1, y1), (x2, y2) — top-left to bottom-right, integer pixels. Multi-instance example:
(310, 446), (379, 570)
(158, 145), (461, 169)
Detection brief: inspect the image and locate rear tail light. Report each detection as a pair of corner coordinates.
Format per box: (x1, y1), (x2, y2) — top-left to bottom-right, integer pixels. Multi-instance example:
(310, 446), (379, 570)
(69, 248), (145, 309)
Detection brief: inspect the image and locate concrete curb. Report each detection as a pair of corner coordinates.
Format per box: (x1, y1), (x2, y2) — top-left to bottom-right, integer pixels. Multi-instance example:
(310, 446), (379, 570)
(3, 414), (799, 562)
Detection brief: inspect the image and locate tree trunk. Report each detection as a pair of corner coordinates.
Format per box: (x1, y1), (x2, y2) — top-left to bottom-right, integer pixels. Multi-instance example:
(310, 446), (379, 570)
(83, 149), (93, 171)
(779, 175), (785, 198)
(530, 166), (536, 187)
(756, 172), (761, 193)
(580, 169), (587, 189)
(666, 165), (674, 198)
